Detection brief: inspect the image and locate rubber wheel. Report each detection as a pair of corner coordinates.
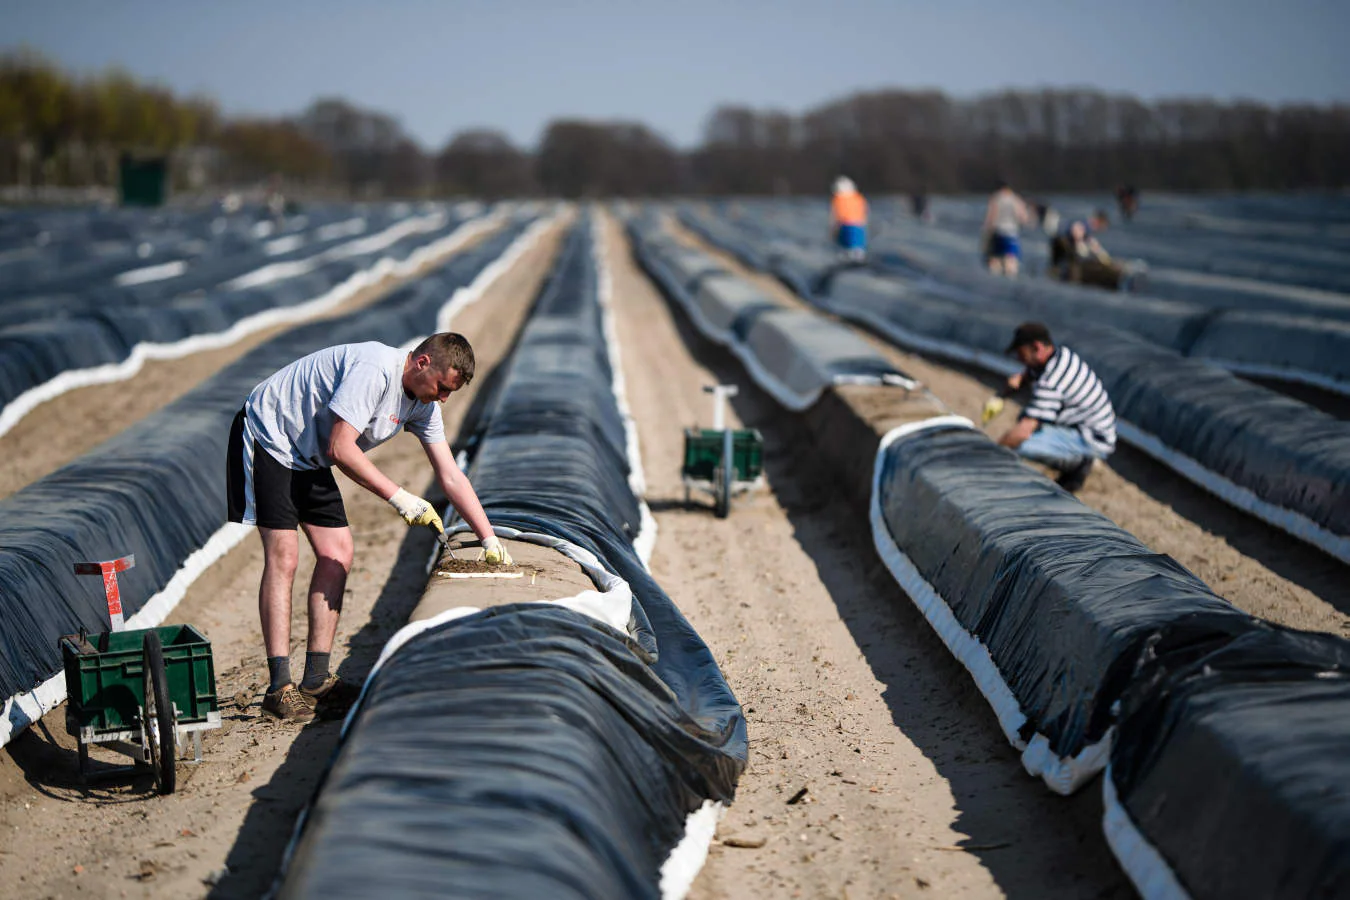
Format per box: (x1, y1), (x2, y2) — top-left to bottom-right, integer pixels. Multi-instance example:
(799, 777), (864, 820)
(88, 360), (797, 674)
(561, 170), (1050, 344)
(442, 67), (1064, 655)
(142, 632), (176, 795)
(714, 429), (733, 519)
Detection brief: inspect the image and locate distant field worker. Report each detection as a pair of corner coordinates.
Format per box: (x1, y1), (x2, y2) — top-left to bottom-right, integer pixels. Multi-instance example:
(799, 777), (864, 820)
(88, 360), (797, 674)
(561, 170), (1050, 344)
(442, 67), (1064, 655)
(831, 176), (868, 261)
(982, 181), (1030, 277)
(226, 333), (512, 722)
(981, 322), (1117, 493)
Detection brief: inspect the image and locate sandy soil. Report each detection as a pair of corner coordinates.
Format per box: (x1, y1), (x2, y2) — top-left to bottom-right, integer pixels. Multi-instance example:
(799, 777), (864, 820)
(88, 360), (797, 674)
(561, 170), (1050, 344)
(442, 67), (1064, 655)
(670, 218), (1350, 637)
(601, 214), (1130, 899)
(0, 219), (500, 501)
(0, 216), (569, 900)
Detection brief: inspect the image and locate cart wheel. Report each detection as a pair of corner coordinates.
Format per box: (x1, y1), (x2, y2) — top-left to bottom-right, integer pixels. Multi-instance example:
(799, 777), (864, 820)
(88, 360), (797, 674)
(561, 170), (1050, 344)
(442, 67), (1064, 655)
(714, 429), (733, 519)
(142, 632), (176, 795)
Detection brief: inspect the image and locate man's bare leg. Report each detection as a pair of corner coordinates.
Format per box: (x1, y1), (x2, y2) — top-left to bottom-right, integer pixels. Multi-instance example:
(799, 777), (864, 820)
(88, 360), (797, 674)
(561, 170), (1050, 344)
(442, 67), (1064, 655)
(301, 523), (354, 655)
(259, 527), (313, 720)
(259, 527), (300, 657)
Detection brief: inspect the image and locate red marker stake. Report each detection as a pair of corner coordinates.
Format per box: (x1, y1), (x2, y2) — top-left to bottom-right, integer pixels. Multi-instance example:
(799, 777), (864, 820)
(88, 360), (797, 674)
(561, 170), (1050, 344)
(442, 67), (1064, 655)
(73, 555), (136, 632)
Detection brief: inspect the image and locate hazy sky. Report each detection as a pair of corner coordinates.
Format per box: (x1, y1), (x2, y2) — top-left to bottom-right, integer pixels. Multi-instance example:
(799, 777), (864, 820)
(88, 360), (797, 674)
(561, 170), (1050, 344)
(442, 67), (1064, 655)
(7, 0), (1348, 149)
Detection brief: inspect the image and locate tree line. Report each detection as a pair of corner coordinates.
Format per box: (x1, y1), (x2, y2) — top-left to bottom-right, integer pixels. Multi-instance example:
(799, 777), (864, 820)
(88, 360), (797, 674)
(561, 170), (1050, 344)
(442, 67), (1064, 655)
(2, 49), (1347, 197)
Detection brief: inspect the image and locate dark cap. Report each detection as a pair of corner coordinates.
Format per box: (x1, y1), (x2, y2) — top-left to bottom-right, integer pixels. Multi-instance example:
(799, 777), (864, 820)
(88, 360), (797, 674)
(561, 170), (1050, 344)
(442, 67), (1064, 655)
(1006, 321), (1053, 354)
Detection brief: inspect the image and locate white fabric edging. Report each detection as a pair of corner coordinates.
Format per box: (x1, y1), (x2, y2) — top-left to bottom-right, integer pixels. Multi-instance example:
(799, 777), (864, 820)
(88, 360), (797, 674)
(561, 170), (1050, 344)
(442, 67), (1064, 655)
(113, 259), (188, 286)
(1101, 765), (1192, 900)
(592, 214), (658, 569)
(868, 415), (1108, 795)
(0, 210), (501, 441)
(0, 522), (252, 750)
(659, 800), (725, 900)
(1115, 420), (1350, 566)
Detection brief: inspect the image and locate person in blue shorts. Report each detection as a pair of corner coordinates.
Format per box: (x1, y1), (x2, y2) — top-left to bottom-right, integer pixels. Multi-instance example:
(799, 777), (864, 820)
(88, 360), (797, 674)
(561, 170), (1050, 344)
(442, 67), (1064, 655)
(830, 176), (868, 262)
(982, 181), (1030, 277)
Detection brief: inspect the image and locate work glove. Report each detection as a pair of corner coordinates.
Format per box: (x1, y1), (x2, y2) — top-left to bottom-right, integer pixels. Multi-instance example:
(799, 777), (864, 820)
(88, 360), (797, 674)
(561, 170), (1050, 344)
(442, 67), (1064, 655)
(481, 535), (513, 567)
(387, 487), (444, 533)
(981, 396), (1005, 425)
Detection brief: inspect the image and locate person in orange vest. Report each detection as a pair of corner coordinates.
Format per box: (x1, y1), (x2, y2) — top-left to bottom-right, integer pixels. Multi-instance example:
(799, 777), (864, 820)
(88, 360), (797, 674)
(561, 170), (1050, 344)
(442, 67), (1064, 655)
(831, 176), (868, 261)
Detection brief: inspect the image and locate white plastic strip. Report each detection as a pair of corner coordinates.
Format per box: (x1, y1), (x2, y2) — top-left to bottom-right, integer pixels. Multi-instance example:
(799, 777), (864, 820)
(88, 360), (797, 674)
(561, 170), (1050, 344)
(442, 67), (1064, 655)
(868, 415), (1110, 795)
(0, 210), (502, 441)
(315, 217), (367, 242)
(1115, 420), (1350, 566)
(593, 214), (659, 569)
(263, 234), (305, 256)
(1101, 766), (1192, 900)
(226, 212), (445, 291)
(660, 800), (725, 900)
(113, 259), (187, 286)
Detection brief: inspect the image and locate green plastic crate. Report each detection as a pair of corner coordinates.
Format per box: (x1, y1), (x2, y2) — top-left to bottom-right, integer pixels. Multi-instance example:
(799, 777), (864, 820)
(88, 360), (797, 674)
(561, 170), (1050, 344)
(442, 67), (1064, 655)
(61, 624), (217, 736)
(682, 428), (764, 482)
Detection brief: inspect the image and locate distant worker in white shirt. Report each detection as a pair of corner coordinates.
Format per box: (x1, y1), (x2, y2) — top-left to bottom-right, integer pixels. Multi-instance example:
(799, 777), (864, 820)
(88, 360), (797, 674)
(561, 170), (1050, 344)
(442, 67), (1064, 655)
(226, 333), (512, 721)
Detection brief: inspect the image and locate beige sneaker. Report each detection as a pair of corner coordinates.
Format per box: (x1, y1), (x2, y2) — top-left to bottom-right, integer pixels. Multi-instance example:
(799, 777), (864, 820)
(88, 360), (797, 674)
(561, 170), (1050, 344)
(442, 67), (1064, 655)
(261, 684), (315, 722)
(298, 675), (361, 720)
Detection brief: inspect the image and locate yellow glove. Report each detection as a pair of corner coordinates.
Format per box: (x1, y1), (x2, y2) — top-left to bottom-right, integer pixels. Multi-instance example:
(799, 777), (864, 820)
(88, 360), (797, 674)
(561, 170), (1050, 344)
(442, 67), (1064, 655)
(981, 396), (1005, 424)
(387, 487), (444, 532)
(481, 535), (513, 566)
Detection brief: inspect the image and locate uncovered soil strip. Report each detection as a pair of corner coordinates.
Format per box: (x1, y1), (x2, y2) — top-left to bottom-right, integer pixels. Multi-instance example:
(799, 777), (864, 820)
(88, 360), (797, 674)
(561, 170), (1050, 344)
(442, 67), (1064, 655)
(0, 216), (570, 900)
(601, 213), (1130, 899)
(669, 216), (1350, 637)
(0, 217), (505, 501)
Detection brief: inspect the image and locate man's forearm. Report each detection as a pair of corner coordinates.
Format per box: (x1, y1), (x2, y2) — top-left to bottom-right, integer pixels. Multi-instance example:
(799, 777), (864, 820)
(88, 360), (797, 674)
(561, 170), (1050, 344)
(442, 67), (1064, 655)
(331, 446), (397, 500)
(442, 467), (494, 539)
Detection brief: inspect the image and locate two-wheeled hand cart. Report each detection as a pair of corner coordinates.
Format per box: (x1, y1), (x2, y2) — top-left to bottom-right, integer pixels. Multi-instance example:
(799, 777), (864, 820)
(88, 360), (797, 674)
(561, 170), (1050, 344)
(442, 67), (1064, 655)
(60, 555), (220, 794)
(681, 384), (764, 518)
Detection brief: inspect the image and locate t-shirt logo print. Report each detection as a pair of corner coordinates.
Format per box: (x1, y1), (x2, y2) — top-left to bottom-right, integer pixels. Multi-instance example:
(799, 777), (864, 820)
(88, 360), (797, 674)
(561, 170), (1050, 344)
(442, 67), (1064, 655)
(389, 415), (401, 424)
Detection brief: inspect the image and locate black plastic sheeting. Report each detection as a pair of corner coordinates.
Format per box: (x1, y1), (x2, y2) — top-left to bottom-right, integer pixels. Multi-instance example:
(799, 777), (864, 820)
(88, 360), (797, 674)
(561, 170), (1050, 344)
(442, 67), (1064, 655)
(277, 218), (746, 899)
(1072, 329), (1350, 540)
(0, 208), (473, 420)
(875, 423), (1254, 786)
(0, 209), (400, 331)
(686, 202), (1350, 395)
(0, 219), (530, 719)
(1109, 624), (1350, 899)
(1185, 309), (1350, 390)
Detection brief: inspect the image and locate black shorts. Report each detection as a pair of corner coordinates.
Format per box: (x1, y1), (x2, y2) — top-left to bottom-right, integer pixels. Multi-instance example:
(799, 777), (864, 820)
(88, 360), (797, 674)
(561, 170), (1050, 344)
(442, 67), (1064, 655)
(227, 409), (349, 530)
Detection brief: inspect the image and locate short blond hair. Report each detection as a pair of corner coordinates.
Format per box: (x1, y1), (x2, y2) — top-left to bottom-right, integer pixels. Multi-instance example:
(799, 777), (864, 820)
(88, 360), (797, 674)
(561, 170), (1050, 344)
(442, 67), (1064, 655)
(411, 332), (475, 384)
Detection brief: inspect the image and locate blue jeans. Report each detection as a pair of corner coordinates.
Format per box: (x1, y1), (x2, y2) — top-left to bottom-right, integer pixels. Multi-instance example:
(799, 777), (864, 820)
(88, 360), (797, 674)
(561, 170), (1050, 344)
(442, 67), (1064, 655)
(1017, 425), (1101, 472)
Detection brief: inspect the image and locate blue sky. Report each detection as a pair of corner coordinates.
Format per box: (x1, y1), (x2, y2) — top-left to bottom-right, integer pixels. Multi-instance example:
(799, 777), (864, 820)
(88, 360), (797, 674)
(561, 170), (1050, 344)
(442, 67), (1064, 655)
(6, 0), (1347, 149)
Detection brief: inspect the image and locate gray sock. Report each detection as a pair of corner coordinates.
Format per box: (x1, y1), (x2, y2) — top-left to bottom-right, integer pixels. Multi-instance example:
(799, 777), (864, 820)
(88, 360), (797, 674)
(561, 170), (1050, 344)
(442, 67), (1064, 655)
(300, 651), (331, 691)
(267, 656), (291, 693)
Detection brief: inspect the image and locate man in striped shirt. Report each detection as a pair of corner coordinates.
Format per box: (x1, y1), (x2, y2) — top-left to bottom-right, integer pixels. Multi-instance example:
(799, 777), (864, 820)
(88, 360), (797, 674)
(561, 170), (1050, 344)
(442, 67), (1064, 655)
(991, 322), (1117, 492)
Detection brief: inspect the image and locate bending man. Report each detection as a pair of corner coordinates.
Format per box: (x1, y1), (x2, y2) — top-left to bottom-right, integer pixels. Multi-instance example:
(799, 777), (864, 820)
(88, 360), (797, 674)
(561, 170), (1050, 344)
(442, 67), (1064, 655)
(226, 332), (512, 721)
(981, 322), (1116, 493)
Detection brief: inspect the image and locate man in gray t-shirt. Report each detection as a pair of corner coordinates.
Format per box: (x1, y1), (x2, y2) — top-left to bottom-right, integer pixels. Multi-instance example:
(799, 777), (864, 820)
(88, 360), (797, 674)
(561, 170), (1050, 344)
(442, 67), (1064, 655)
(226, 332), (511, 721)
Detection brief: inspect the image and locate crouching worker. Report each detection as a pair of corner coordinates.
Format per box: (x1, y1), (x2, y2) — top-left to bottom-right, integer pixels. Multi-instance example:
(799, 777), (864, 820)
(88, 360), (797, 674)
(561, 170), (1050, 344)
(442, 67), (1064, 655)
(226, 333), (513, 722)
(981, 322), (1116, 493)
